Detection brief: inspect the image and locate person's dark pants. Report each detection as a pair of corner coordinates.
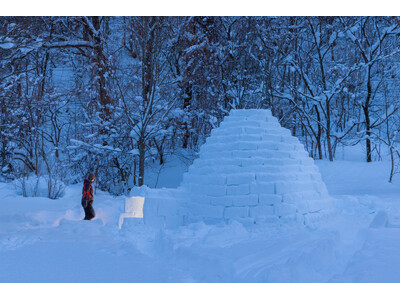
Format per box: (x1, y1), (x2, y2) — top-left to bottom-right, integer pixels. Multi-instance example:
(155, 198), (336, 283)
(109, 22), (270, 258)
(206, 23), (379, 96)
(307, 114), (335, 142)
(83, 200), (95, 220)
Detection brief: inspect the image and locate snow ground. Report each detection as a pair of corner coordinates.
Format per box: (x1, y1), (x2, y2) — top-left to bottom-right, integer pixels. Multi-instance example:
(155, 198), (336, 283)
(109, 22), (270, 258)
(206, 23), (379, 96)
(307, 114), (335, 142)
(1, 149), (400, 283)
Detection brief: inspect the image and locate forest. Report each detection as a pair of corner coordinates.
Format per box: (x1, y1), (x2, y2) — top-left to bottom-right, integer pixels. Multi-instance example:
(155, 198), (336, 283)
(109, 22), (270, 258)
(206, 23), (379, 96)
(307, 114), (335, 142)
(1, 16), (400, 198)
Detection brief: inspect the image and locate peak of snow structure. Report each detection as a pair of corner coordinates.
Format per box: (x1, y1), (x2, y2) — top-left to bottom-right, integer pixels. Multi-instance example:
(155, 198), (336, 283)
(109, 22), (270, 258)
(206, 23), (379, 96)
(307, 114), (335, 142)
(142, 109), (332, 229)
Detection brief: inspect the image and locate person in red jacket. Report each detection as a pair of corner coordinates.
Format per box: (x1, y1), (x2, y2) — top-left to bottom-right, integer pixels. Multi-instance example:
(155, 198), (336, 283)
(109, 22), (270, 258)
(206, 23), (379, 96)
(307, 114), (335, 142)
(81, 173), (96, 220)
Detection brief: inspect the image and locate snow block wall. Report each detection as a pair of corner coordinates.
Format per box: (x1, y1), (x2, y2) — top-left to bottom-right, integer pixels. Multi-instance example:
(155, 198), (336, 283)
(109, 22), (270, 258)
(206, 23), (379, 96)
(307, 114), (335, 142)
(143, 109), (332, 228)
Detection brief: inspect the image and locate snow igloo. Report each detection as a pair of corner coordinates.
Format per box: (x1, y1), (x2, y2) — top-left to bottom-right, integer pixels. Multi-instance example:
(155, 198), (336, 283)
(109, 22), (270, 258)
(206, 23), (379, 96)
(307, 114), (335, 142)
(141, 109), (332, 229)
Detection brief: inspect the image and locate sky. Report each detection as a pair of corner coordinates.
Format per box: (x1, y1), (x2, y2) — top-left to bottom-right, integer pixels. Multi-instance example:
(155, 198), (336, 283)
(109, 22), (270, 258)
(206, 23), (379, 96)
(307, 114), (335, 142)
(1, 0), (400, 17)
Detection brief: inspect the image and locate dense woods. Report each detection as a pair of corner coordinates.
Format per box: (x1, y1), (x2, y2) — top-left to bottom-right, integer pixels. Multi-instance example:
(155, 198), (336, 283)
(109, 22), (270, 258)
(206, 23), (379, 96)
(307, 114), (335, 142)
(2, 16), (400, 196)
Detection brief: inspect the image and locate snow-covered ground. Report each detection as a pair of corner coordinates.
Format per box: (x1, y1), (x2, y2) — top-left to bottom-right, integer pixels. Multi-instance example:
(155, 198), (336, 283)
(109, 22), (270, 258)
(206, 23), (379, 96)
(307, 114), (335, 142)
(1, 147), (400, 283)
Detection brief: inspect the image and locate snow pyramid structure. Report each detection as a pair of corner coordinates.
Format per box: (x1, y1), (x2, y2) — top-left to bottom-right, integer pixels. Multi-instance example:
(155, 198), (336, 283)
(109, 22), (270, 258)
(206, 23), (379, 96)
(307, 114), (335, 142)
(142, 109), (332, 228)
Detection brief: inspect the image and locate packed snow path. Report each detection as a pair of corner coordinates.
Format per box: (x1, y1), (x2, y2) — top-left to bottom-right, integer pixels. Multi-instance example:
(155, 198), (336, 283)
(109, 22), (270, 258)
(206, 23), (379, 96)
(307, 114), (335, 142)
(1, 154), (400, 282)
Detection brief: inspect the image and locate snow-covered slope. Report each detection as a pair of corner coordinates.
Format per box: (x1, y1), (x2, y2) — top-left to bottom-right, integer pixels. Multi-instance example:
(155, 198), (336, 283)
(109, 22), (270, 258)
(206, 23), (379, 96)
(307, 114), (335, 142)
(2, 144), (400, 282)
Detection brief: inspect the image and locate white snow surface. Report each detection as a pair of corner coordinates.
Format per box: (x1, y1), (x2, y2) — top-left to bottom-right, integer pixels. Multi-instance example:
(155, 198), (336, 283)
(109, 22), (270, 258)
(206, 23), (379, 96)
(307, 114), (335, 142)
(2, 145), (400, 282)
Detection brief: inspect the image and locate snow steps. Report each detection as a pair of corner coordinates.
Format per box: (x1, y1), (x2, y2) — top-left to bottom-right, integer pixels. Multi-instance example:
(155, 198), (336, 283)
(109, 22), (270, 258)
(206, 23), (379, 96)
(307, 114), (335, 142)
(142, 109), (333, 229)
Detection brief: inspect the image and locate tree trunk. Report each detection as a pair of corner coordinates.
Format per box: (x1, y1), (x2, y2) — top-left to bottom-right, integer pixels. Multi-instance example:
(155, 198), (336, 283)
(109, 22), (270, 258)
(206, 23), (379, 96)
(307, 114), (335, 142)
(142, 17), (157, 112)
(133, 157), (137, 186)
(153, 137), (165, 165)
(0, 96), (6, 168)
(92, 17), (111, 109)
(315, 105), (323, 160)
(326, 96), (334, 161)
(389, 147), (394, 183)
(364, 66), (373, 163)
(138, 135), (145, 186)
(83, 16), (111, 126)
(182, 83), (192, 149)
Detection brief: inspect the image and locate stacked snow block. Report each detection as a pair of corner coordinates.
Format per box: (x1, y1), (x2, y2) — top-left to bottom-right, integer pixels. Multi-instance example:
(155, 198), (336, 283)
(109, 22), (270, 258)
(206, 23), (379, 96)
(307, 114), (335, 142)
(179, 109), (331, 226)
(143, 109), (332, 229)
(142, 187), (188, 229)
